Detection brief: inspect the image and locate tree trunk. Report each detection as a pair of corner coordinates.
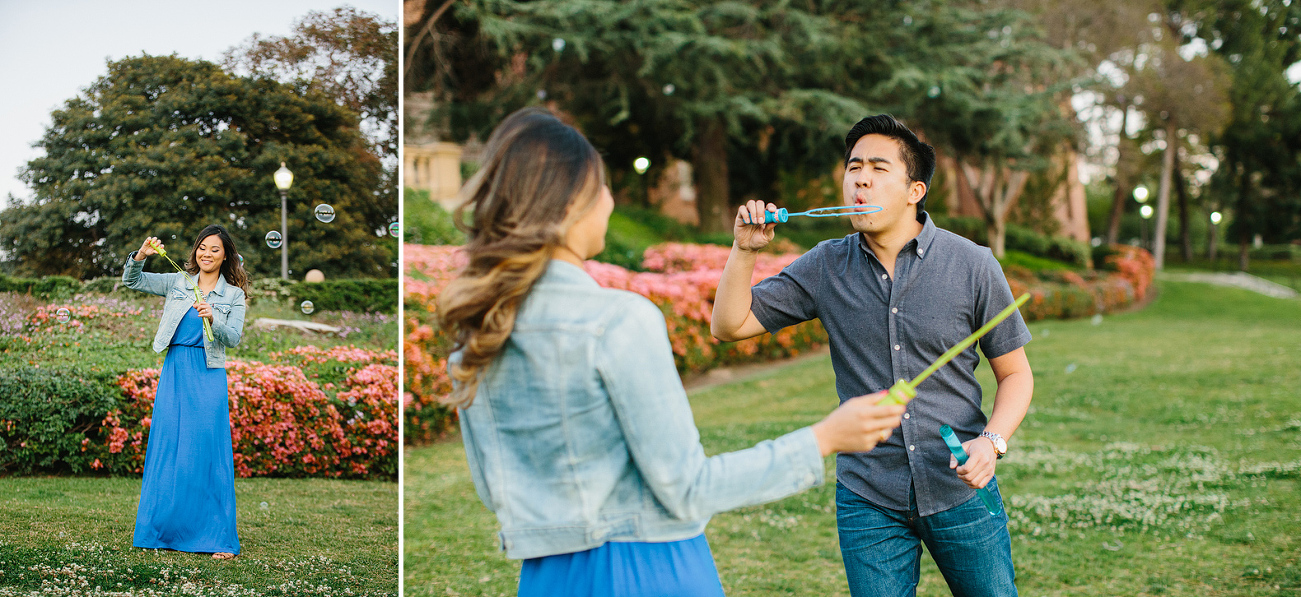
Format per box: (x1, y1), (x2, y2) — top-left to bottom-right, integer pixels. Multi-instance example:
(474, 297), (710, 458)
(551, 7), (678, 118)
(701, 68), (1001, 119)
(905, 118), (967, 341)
(1239, 238), (1249, 271)
(1174, 149), (1192, 263)
(960, 157), (1028, 259)
(692, 118), (731, 234)
(1152, 121), (1176, 269)
(1105, 106), (1131, 245)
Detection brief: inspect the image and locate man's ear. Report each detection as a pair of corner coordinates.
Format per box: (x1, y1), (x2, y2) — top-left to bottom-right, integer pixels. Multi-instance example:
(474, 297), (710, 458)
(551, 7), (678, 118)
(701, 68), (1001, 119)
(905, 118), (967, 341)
(908, 181), (927, 206)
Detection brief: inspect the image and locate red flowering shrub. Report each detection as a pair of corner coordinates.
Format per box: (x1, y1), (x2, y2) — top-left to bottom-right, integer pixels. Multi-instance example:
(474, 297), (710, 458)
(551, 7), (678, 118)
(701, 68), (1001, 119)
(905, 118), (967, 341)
(1004, 245), (1155, 321)
(92, 346), (397, 480)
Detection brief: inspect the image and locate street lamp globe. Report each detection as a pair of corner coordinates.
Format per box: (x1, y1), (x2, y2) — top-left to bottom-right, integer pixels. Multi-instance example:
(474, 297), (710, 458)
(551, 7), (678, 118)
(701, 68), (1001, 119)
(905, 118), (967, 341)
(1140, 205), (1154, 219)
(1133, 186), (1149, 203)
(274, 163), (294, 191)
(1210, 211), (1223, 225)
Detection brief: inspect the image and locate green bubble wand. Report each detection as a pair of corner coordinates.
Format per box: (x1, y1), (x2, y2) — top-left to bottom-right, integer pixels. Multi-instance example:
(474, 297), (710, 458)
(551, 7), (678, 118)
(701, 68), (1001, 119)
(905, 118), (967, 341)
(877, 293), (1031, 406)
(147, 239), (216, 343)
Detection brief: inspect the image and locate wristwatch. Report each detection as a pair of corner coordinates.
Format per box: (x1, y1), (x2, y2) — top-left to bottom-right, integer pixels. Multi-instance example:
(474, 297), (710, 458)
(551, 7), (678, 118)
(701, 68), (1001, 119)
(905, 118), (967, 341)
(980, 431), (1007, 459)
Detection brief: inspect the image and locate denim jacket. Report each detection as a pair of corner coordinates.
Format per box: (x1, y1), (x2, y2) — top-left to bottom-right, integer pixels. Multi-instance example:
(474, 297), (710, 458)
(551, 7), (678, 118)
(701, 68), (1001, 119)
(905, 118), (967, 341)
(457, 260), (824, 560)
(121, 252), (246, 369)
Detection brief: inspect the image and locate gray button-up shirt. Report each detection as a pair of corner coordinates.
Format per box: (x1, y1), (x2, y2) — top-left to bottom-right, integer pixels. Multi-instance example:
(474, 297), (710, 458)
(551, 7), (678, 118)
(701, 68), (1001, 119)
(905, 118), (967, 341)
(749, 213), (1031, 516)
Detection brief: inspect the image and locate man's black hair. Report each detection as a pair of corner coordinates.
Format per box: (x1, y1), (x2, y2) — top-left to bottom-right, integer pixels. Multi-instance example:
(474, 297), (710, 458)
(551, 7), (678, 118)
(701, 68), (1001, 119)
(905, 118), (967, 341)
(844, 115), (937, 222)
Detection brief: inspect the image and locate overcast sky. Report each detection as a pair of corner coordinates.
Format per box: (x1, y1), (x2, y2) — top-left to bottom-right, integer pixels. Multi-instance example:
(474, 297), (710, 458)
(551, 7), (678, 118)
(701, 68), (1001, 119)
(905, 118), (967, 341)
(0, 0), (398, 209)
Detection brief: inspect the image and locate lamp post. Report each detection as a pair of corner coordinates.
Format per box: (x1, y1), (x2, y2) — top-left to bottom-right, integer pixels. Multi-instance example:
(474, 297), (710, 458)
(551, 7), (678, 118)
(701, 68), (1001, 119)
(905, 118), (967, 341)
(274, 162), (294, 280)
(633, 157), (650, 207)
(1140, 204), (1154, 252)
(1209, 211), (1223, 261)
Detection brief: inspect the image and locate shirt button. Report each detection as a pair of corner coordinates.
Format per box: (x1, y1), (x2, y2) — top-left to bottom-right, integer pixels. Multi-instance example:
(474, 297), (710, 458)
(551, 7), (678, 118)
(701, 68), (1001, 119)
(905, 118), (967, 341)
(894, 345), (900, 351)
(918, 249), (924, 256)
(904, 413), (910, 419)
(882, 274), (888, 280)
(908, 445), (916, 451)
(892, 308), (898, 314)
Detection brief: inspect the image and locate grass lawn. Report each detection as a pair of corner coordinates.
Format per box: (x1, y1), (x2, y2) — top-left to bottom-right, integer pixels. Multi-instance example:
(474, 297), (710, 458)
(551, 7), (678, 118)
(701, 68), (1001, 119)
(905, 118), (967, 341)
(403, 280), (1301, 596)
(0, 477), (397, 596)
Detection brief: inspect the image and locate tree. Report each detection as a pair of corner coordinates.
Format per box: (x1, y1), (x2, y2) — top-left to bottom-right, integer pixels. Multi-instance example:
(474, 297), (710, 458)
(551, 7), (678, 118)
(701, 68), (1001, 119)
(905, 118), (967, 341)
(222, 7), (399, 239)
(1127, 41), (1230, 269)
(413, 0), (871, 232)
(881, 5), (1075, 257)
(1, 54), (392, 280)
(1194, 0), (1301, 269)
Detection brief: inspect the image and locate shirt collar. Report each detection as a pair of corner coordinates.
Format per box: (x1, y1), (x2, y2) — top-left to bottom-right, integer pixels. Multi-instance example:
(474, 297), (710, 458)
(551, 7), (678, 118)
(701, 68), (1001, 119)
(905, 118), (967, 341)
(211, 272), (229, 297)
(542, 259), (600, 287)
(857, 211), (938, 260)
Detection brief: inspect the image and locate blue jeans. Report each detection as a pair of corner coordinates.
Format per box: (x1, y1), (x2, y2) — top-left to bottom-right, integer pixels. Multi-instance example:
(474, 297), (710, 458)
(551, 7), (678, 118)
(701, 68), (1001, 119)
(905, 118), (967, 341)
(836, 479), (1016, 597)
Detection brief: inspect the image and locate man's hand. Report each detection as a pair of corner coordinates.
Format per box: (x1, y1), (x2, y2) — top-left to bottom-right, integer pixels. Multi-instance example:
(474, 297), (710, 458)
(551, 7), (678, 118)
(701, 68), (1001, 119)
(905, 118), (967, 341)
(734, 200), (778, 252)
(950, 436), (997, 489)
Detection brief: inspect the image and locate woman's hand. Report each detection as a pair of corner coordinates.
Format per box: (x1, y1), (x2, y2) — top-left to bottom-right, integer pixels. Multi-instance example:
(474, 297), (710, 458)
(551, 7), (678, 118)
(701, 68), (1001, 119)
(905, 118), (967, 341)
(136, 237), (162, 260)
(810, 391), (906, 457)
(194, 300), (214, 322)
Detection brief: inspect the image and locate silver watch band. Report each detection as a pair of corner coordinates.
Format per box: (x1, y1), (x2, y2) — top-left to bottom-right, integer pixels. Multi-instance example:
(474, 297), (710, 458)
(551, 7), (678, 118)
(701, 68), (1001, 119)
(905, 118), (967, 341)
(980, 431), (1006, 459)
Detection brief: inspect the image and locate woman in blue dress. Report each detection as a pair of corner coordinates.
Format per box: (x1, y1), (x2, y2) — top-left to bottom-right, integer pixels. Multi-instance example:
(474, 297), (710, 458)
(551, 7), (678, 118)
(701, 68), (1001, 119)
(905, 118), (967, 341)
(436, 108), (906, 596)
(122, 224), (248, 560)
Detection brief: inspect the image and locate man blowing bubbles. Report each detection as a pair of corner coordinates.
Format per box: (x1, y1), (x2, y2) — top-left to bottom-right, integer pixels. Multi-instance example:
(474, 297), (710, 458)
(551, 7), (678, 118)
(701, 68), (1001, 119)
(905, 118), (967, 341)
(711, 114), (1034, 597)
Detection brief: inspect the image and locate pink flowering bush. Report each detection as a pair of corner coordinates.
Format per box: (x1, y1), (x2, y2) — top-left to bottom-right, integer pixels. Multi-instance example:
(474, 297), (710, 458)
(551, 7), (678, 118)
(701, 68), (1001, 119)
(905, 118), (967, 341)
(91, 346), (397, 480)
(403, 243), (827, 445)
(403, 245), (463, 444)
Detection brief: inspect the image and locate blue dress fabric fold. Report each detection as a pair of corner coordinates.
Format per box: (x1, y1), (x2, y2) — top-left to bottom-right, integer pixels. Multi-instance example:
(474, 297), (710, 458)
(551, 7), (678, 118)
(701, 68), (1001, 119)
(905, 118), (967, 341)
(133, 307), (240, 554)
(519, 534), (726, 597)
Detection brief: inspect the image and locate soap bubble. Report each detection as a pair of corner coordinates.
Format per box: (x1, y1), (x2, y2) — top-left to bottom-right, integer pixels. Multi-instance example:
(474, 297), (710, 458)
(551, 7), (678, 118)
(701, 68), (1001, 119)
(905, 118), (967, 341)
(389, 222), (399, 237)
(928, 86), (941, 98)
(314, 204), (336, 223)
(265, 231), (282, 249)
(238, 255), (244, 266)
(259, 501), (269, 510)
(536, 89), (547, 100)
(1065, 363), (1077, 374)
(1091, 314), (1103, 326)
(1040, 329), (1050, 338)
(552, 38), (565, 52)
(300, 300), (315, 315)
(56, 308), (71, 324)
(663, 84), (675, 95)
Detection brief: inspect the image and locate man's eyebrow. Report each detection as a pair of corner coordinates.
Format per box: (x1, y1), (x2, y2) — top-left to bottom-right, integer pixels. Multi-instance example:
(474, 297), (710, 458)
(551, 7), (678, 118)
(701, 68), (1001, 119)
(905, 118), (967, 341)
(848, 156), (893, 165)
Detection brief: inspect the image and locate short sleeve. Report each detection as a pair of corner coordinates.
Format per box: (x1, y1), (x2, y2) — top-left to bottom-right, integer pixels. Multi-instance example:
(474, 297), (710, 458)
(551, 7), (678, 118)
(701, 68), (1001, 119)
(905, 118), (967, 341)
(750, 244), (824, 333)
(975, 250), (1032, 359)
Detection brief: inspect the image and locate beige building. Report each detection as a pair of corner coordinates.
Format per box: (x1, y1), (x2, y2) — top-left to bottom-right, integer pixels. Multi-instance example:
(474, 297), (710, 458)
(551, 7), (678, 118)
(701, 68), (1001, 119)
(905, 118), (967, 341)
(404, 142), (464, 209)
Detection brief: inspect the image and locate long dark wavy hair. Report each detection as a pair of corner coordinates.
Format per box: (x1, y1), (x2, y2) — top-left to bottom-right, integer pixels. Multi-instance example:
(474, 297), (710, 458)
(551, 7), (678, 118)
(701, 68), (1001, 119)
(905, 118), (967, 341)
(183, 224), (250, 293)
(437, 107), (607, 408)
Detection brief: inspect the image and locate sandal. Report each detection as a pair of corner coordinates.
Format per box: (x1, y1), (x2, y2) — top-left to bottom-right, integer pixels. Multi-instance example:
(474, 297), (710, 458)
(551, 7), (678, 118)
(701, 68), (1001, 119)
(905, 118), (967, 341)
(212, 552), (236, 560)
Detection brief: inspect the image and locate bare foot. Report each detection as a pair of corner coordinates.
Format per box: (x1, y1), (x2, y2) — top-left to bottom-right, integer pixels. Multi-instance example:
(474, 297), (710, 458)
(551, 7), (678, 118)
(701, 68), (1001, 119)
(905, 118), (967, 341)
(212, 552), (236, 560)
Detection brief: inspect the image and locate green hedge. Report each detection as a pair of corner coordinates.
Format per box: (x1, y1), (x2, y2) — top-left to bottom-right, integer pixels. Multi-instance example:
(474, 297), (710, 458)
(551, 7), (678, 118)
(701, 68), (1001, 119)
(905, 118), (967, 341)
(933, 215), (1091, 268)
(291, 279), (398, 314)
(0, 273), (82, 299)
(0, 368), (122, 475)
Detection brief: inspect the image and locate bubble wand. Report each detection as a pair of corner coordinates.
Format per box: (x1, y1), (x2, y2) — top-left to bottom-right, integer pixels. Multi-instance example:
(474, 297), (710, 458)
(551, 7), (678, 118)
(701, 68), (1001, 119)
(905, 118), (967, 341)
(754, 205), (884, 224)
(941, 424), (1002, 516)
(147, 239), (215, 342)
(877, 292), (1031, 406)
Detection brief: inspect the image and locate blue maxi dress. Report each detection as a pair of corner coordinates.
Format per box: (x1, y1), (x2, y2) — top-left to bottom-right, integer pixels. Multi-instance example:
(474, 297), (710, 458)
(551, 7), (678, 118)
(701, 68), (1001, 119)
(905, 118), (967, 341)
(133, 307), (240, 554)
(518, 534), (727, 597)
